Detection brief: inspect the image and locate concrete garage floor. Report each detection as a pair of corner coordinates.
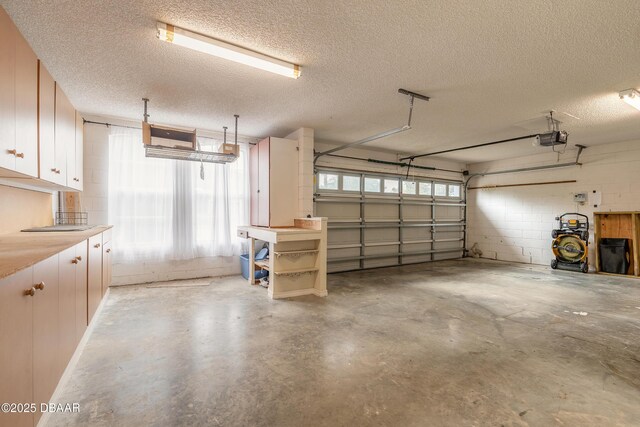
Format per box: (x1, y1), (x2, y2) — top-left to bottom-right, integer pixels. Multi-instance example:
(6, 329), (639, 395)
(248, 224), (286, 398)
(48, 259), (640, 426)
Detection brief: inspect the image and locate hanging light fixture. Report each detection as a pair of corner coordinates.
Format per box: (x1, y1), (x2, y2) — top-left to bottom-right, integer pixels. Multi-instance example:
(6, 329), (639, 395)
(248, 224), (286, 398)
(619, 88), (640, 111)
(156, 22), (301, 79)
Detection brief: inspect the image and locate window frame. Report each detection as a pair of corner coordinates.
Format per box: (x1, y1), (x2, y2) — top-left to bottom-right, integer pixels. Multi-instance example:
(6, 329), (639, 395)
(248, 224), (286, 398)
(317, 172), (340, 192)
(341, 174), (361, 192)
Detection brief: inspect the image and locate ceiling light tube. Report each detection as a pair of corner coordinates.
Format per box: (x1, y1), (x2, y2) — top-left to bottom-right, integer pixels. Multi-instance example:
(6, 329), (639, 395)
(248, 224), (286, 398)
(619, 88), (640, 111)
(157, 22), (300, 79)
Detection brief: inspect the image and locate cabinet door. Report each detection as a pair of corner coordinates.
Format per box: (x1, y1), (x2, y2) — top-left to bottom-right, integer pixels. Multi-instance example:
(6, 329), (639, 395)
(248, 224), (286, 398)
(0, 7), (16, 172)
(102, 240), (112, 296)
(38, 62), (56, 183)
(257, 138), (270, 227)
(55, 84), (73, 186)
(14, 27), (38, 177)
(75, 241), (88, 342)
(0, 268), (34, 427)
(58, 246), (77, 375)
(87, 234), (103, 323)
(250, 143), (260, 226)
(72, 111), (84, 190)
(32, 255), (59, 415)
(268, 138), (298, 227)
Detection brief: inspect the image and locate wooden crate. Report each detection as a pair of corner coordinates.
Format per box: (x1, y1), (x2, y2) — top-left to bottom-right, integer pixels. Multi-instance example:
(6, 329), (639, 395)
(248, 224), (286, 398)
(594, 212), (640, 277)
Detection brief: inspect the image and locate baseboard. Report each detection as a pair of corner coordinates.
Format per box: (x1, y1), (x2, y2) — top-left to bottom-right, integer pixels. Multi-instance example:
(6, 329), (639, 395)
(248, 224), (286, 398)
(37, 288), (111, 427)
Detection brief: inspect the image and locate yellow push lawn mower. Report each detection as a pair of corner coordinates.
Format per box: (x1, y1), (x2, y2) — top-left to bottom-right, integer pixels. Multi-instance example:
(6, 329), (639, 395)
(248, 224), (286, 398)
(551, 213), (589, 273)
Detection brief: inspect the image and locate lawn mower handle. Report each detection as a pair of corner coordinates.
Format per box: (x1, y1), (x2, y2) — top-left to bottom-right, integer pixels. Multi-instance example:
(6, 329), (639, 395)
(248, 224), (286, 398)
(555, 212), (589, 229)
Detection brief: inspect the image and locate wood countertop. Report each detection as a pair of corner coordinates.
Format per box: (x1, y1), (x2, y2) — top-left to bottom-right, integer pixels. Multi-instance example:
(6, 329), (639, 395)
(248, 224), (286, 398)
(0, 225), (112, 280)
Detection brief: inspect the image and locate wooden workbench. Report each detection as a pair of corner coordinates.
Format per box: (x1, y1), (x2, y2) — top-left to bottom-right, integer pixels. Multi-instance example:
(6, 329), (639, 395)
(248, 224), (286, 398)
(238, 218), (328, 299)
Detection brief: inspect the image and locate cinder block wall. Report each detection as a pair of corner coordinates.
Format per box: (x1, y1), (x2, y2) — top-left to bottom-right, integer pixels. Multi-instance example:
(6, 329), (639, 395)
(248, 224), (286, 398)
(466, 139), (640, 266)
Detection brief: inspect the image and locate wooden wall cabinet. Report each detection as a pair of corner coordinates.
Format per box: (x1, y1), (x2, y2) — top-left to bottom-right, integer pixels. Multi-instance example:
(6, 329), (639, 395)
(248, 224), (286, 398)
(70, 111), (84, 190)
(0, 7), (38, 178)
(0, 6), (83, 191)
(38, 61), (57, 185)
(65, 107), (83, 190)
(52, 84), (74, 186)
(250, 137), (299, 227)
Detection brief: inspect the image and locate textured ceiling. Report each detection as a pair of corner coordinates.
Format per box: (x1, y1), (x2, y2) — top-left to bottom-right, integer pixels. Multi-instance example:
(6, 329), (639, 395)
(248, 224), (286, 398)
(2, 0), (640, 163)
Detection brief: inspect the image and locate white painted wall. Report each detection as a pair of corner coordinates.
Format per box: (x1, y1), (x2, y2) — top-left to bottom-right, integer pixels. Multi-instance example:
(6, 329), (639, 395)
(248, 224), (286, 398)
(466, 139), (640, 267)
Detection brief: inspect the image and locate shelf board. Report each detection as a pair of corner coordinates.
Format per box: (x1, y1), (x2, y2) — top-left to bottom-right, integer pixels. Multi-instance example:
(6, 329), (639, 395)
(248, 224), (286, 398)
(145, 145), (238, 164)
(255, 260), (269, 270)
(274, 250), (319, 258)
(274, 267), (319, 276)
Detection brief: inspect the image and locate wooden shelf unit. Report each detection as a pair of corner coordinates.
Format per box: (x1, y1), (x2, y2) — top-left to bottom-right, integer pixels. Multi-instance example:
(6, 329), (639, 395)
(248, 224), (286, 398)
(238, 218), (328, 299)
(594, 211), (640, 277)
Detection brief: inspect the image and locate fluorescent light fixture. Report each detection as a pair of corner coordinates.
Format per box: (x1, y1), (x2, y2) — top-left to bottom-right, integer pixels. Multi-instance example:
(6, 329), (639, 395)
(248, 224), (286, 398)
(157, 22), (300, 79)
(619, 88), (640, 111)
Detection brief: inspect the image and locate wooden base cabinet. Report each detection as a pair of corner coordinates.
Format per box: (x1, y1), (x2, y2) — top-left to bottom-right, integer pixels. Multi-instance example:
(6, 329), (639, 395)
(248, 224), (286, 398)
(0, 255), (60, 427)
(32, 255), (59, 424)
(75, 242), (88, 342)
(102, 240), (112, 296)
(88, 234), (103, 323)
(57, 242), (88, 378)
(0, 268), (34, 427)
(0, 229), (110, 427)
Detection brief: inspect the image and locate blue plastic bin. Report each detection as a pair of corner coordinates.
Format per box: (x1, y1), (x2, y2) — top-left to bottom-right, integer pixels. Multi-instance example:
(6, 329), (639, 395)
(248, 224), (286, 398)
(240, 250), (269, 280)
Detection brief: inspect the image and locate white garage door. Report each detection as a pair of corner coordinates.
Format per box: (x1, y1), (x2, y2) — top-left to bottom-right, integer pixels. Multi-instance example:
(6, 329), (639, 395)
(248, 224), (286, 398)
(314, 168), (466, 273)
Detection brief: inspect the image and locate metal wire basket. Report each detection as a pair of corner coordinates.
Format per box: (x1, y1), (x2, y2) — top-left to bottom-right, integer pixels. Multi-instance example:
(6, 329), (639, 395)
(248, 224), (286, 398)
(56, 212), (88, 226)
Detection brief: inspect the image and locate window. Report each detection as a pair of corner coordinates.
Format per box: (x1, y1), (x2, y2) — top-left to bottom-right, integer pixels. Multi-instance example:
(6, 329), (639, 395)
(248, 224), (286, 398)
(434, 183), (447, 197)
(419, 182), (432, 196)
(448, 184), (461, 198)
(402, 181), (416, 195)
(364, 177), (381, 192)
(342, 175), (361, 191)
(318, 173), (339, 190)
(108, 129), (249, 263)
(384, 179), (399, 193)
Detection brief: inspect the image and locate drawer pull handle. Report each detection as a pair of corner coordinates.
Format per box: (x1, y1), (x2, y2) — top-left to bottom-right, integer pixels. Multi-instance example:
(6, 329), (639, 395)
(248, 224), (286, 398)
(15, 152), (24, 158)
(34, 282), (45, 290)
(76, 256), (82, 261)
(72, 259), (78, 264)
(106, 248), (111, 253)
(94, 243), (101, 248)
(24, 287), (36, 297)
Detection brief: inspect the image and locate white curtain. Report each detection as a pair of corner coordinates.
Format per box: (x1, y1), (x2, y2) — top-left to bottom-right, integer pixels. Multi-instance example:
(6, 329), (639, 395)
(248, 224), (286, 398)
(108, 127), (250, 263)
